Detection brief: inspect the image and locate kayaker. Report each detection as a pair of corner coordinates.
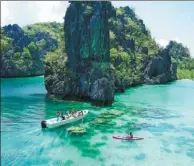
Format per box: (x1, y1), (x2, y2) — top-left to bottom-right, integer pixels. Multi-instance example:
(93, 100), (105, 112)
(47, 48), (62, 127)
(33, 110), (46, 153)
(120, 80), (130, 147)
(128, 132), (133, 138)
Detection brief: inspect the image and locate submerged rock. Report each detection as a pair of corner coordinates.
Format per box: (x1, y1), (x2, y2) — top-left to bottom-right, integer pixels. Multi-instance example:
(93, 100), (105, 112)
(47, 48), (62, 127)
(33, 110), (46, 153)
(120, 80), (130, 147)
(91, 110), (123, 126)
(67, 126), (87, 135)
(91, 118), (115, 126)
(107, 110), (124, 116)
(100, 110), (124, 117)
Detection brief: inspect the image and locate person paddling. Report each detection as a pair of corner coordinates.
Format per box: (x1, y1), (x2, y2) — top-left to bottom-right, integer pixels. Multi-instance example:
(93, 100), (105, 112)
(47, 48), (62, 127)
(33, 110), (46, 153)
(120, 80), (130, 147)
(128, 132), (133, 138)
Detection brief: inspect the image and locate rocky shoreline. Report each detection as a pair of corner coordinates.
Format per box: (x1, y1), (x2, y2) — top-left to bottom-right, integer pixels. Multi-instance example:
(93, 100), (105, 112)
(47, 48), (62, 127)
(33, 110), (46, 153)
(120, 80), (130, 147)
(1, 73), (44, 79)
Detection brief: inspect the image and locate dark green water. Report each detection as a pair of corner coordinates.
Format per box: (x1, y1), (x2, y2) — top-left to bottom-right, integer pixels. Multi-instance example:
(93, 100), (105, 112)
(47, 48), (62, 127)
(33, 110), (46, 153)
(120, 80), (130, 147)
(1, 76), (194, 166)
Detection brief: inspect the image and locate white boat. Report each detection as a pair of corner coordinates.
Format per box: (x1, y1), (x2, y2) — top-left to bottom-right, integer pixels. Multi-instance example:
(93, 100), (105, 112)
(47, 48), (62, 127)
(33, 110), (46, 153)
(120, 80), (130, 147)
(41, 110), (89, 129)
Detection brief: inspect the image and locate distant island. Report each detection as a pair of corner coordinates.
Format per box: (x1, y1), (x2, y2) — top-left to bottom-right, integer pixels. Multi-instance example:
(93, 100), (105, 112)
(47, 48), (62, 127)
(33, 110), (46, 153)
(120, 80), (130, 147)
(1, 22), (62, 77)
(1, 1), (194, 105)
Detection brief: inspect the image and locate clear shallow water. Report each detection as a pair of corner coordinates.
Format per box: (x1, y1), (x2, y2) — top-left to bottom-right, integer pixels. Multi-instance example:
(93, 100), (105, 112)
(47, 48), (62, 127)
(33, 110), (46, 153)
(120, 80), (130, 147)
(1, 76), (194, 166)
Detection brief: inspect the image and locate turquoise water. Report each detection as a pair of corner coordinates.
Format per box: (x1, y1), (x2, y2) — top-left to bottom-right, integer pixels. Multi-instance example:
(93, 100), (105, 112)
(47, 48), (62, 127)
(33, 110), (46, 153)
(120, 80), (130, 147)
(1, 76), (194, 166)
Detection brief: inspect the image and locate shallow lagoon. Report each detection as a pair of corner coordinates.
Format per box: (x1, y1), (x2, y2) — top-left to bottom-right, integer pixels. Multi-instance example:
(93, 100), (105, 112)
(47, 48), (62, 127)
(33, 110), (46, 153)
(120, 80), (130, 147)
(1, 76), (194, 166)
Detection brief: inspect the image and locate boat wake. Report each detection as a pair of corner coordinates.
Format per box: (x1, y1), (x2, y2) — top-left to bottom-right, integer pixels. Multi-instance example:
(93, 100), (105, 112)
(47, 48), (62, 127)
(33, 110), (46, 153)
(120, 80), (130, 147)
(26, 128), (41, 134)
(15, 128), (41, 138)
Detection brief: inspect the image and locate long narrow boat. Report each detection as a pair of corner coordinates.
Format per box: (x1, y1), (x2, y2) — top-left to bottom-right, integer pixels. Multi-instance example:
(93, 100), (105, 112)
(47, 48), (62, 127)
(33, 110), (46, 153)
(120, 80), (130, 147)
(41, 110), (89, 129)
(113, 135), (144, 140)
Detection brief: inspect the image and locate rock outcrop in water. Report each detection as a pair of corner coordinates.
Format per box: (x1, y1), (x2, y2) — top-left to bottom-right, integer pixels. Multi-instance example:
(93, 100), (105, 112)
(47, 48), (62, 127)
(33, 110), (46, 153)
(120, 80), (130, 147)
(45, 1), (115, 105)
(64, 2), (115, 105)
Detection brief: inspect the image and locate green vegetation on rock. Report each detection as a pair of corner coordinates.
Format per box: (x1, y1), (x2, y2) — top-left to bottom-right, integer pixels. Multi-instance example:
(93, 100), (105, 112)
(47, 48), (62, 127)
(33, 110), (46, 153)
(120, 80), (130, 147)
(109, 6), (162, 89)
(1, 22), (61, 77)
(44, 50), (75, 98)
(166, 41), (194, 80)
(23, 22), (63, 41)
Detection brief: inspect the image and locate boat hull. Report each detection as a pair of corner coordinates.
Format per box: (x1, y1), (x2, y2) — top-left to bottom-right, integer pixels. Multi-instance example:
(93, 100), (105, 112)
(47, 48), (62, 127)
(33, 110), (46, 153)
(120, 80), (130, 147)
(42, 110), (89, 129)
(113, 136), (144, 140)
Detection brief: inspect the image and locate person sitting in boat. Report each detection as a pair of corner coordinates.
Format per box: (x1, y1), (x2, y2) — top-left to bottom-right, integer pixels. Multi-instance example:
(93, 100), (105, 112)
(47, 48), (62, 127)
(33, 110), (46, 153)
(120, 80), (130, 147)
(66, 112), (69, 118)
(56, 111), (61, 121)
(78, 110), (83, 116)
(61, 112), (65, 120)
(72, 110), (77, 114)
(67, 111), (71, 118)
(81, 110), (83, 115)
(128, 132), (133, 138)
(72, 111), (77, 117)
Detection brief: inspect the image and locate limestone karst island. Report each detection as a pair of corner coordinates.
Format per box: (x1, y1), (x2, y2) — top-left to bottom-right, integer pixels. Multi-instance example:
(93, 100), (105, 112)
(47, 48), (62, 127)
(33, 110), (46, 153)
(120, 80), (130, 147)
(1, 1), (194, 166)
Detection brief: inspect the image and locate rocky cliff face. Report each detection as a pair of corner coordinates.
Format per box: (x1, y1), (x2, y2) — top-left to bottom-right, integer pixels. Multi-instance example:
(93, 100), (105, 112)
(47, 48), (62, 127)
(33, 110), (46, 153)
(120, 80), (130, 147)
(144, 49), (177, 84)
(45, 1), (115, 105)
(65, 2), (114, 71)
